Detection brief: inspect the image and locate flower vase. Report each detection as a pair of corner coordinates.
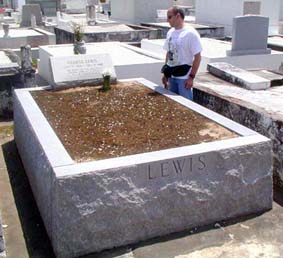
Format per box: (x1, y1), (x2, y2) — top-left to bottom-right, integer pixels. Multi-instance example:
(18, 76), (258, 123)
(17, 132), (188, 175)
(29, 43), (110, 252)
(102, 75), (111, 91)
(73, 40), (86, 55)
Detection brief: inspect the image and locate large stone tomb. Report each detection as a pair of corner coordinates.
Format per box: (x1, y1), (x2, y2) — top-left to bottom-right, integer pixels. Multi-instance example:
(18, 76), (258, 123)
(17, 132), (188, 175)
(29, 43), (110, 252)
(0, 27), (56, 49)
(14, 78), (272, 258)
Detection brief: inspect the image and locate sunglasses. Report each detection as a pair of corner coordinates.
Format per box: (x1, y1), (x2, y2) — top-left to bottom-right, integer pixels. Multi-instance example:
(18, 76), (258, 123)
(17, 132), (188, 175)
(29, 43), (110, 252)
(167, 13), (179, 20)
(167, 15), (175, 19)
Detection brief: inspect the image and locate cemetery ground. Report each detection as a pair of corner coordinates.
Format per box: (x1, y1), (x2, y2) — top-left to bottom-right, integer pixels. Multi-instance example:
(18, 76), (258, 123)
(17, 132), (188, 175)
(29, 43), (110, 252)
(0, 114), (283, 257)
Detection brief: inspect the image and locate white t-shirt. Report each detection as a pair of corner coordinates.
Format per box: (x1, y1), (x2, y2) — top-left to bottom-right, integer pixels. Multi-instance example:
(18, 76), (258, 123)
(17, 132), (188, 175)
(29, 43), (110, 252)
(163, 26), (202, 79)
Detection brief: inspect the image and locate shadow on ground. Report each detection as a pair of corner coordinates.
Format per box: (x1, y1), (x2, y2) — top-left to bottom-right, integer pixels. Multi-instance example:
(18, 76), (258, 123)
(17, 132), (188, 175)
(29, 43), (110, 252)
(274, 186), (283, 206)
(2, 140), (55, 258)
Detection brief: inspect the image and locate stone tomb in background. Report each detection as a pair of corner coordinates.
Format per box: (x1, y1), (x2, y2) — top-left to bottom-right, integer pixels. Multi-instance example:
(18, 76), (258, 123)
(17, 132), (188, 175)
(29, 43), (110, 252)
(54, 23), (161, 44)
(0, 27), (56, 49)
(38, 42), (164, 86)
(141, 38), (283, 72)
(14, 75), (272, 257)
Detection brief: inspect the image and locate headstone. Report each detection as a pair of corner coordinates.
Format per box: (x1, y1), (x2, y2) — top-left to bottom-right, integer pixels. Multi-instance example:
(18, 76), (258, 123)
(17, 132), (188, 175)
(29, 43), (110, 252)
(49, 53), (117, 89)
(0, 50), (20, 117)
(21, 45), (32, 70)
(20, 4), (43, 27)
(20, 45), (35, 88)
(56, 11), (61, 20)
(31, 14), (36, 28)
(86, 5), (96, 25)
(2, 23), (10, 37)
(207, 62), (270, 90)
(227, 15), (271, 56)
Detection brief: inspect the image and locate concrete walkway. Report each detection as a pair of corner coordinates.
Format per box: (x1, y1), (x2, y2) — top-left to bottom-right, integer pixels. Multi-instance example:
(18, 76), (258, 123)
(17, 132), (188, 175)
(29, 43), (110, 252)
(0, 121), (282, 258)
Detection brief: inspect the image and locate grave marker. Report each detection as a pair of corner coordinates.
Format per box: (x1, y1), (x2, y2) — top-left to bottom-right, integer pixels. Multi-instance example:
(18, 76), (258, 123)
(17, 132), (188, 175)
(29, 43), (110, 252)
(227, 15), (271, 56)
(86, 5), (96, 25)
(31, 14), (36, 28)
(20, 4), (43, 27)
(49, 53), (117, 89)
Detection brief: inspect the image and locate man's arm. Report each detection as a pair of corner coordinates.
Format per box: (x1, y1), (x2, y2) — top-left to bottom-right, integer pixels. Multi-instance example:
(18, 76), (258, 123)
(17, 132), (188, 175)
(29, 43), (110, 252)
(185, 52), (201, 89)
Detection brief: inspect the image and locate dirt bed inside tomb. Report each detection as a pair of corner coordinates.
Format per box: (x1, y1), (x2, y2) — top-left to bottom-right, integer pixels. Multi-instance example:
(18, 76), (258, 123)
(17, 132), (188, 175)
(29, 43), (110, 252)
(32, 81), (238, 162)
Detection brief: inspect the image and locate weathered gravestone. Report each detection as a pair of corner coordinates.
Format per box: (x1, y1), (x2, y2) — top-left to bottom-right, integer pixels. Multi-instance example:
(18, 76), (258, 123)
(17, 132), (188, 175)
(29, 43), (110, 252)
(2, 23), (9, 38)
(20, 45), (35, 88)
(227, 15), (271, 56)
(86, 5), (96, 25)
(0, 50), (20, 117)
(49, 53), (116, 89)
(20, 4), (43, 27)
(31, 14), (36, 28)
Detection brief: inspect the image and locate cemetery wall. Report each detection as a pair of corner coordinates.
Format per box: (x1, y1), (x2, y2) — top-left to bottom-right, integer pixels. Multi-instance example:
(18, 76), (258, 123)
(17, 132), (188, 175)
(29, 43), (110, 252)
(111, 0), (173, 25)
(111, 0), (139, 24)
(280, 0), (283, 20)
(63, 0), (87, 14)
(54, 26), (161, 44)
(26, 0), (57, 16)
(195, 0), (280, 35)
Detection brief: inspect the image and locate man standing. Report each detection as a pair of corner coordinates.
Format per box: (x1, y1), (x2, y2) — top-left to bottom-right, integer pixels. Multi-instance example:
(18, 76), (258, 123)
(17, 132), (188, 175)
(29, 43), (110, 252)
(162, 6), (202, 100)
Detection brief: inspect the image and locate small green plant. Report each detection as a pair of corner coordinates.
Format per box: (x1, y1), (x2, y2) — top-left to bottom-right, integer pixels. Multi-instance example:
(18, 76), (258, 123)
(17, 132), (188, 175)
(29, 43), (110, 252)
(72, 22), (86, 54)
(72, 23), (84, 42)
(102, 70), (111, 91)
(31, 59), (38, 69)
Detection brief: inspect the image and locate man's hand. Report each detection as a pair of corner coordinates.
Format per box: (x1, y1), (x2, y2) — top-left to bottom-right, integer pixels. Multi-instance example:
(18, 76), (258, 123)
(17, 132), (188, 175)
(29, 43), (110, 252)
(162, 75), (169, 89)
(185, 77), (194, 89)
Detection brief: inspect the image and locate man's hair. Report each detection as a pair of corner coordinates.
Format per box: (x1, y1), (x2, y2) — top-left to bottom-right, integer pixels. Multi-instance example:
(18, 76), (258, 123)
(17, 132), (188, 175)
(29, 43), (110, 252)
(171, 6), (185, 20)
